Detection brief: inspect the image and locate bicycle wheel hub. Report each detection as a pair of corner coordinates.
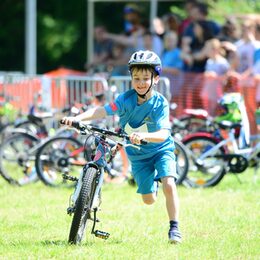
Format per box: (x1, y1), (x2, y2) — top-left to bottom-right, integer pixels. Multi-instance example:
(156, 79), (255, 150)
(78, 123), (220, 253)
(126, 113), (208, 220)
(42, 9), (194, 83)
(57, 157), (69, 167)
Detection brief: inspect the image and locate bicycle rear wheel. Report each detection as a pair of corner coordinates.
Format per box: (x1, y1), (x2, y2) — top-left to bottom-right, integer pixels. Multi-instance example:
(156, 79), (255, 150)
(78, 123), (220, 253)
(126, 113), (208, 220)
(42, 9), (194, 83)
(183, 135), (226, 187)
(0, 133), (39, 185)
(69, 166), (98, 244)
(35, 136), (85, 187)
(174, 139), (189, 185)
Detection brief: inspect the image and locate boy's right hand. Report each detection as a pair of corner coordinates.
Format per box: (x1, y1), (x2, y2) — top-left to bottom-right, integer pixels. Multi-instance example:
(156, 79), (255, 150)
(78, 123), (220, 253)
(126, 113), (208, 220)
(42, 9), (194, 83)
(60, 116), (76, 127)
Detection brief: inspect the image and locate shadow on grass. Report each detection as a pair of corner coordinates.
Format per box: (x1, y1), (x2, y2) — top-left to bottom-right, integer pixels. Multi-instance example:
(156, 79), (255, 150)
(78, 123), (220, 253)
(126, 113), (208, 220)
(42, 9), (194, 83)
(40, 237), (124, 247)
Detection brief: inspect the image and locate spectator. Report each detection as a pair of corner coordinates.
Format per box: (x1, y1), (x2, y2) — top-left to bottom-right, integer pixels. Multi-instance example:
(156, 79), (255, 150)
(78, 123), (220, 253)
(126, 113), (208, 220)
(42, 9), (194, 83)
(181, 20), (214, 72)
(178, 0), (198, 36)
(162, 31), (183, 74)
(235, 20), (260, 74)
(136, 30), (164, 56)
(105, 43), (129, 76)
(162, 13), (181, 37)
(181, 2), (220, 70)
(181, 2), (220, 41)
(255, 22), (260, 41)
(180, 20), (214, 110)
(218, 17), (240, 43)
(103, 24), (163, 57)
(85, 26), (113, 74)
(201, 38), (230, 115)
(152, 16), (165, 39)
(161, 31), (184, 99)
(123, 3), (143, 36)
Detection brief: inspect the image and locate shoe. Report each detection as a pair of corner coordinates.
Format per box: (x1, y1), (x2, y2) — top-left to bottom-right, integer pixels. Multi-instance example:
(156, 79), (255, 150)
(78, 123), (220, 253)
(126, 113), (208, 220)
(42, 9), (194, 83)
(168, 229), (182, 244)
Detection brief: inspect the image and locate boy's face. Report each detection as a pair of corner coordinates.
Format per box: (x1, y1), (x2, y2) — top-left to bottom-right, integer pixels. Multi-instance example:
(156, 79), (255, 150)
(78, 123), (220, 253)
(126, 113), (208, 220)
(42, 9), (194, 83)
(131, 68), (159, 96)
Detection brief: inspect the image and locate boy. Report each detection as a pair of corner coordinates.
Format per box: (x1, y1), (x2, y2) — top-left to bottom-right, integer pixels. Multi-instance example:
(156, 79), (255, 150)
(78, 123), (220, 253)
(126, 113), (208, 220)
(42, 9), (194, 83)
(62, 50), (182, 244)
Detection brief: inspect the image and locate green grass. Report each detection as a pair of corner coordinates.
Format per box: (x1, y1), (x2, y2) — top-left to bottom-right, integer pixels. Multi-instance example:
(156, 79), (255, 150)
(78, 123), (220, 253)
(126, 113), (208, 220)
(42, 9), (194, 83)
(0, 169), (259, 260)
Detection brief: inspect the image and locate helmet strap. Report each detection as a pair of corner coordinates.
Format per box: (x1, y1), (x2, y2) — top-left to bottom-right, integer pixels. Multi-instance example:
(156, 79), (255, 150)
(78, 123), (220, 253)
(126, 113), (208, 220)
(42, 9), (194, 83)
(136, 73), (154, 99)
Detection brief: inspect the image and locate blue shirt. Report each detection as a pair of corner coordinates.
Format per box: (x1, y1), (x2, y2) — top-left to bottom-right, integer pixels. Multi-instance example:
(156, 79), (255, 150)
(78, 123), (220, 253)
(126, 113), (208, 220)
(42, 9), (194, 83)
(104, 89), (175, 161)
(161, 48), (183, 70)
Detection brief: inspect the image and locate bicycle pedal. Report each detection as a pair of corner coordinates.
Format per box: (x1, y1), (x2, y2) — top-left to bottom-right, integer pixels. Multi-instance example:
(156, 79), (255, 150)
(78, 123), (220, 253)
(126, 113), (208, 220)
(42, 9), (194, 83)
(94, 230), (110, 240)
(62, 173), (78, 182)
(67, 206), (75, 215)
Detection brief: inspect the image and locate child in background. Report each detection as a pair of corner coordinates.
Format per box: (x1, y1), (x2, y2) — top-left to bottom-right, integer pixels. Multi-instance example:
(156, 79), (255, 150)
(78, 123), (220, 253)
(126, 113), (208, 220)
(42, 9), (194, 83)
(201, 38), (230, 115)
(161, 31), (184, 99)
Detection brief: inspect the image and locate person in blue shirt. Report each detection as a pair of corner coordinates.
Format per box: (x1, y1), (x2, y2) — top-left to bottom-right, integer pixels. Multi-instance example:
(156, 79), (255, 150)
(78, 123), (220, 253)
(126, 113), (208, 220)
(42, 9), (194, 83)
(61, 50), (182, 244)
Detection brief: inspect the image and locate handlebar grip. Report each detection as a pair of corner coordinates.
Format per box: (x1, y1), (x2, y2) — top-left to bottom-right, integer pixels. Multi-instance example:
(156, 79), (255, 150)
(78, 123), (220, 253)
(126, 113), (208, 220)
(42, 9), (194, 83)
(71, 121), (80, 129)
(59, 119), (81, 130)
(124, 135), (148, 145)
(140, 139), (148, 145)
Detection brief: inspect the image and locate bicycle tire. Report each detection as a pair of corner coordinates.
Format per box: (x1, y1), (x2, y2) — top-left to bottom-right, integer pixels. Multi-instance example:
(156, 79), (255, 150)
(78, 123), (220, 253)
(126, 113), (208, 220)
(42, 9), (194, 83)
(174, 139), (189, 185)
(68, 166), (98, 244)
(35, 136), (84, 187)
(0, 133), (39, 185)
(183, 135), (226, 187)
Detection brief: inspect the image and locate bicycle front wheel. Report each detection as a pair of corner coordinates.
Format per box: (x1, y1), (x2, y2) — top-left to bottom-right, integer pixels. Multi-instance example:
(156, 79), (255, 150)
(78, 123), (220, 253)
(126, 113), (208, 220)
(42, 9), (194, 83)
(183, 135), (226, 187)
(69, 166), (98, 244)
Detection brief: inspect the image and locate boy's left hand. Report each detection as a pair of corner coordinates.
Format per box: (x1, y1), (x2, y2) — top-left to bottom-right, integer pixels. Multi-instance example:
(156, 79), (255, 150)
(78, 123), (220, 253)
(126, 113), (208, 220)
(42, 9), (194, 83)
(129, 132), (146, 145)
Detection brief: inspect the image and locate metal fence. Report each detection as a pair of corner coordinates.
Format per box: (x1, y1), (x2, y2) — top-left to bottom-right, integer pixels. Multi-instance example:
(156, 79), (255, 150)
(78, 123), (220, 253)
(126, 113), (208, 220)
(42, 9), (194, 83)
(0, 72), (259, 135)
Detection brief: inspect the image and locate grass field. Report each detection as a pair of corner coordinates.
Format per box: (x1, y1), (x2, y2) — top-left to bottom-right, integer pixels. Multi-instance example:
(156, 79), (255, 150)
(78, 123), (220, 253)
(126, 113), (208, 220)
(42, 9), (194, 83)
(0, 169), (259, 260)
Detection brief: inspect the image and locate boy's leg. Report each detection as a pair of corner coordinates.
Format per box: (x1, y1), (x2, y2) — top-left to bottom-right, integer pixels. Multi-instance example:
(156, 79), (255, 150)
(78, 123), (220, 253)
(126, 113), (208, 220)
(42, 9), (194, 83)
(161, 176), (181, 244)
(161, 176), (179, 221)
(142, 193), (157, 205)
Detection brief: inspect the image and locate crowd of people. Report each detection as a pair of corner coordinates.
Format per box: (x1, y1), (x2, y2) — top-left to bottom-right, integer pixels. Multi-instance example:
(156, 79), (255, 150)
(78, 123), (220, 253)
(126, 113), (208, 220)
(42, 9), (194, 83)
(85, 0), (260, 112)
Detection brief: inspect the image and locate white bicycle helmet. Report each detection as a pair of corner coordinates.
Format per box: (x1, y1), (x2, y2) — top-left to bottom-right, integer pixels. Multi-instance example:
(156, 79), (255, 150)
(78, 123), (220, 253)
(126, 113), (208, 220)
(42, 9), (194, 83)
(128, 50), (162, 75)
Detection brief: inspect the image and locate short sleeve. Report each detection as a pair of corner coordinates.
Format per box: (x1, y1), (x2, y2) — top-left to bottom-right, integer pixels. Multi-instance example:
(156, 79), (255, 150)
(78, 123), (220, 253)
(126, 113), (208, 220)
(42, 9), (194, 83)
(104, 93), (124, 116)
(152, 98), (171, 130)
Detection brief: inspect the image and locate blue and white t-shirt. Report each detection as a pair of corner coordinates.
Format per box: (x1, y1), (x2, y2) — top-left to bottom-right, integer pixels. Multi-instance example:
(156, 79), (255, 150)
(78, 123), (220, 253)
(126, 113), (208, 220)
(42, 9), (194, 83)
(104, 89), (175, 161)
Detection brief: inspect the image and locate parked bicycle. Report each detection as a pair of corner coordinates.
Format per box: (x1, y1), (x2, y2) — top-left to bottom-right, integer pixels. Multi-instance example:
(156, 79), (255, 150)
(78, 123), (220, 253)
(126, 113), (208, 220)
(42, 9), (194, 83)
(182, 120), (260, 187)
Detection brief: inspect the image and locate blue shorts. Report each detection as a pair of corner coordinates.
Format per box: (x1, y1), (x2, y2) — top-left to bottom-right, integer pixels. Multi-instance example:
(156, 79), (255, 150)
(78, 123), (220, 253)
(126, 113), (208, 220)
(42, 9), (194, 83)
(131, 151), (178, 194)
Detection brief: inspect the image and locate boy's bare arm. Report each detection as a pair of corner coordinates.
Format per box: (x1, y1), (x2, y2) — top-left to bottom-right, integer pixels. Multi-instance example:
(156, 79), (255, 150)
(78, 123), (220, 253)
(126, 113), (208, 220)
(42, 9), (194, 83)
(62, 107), (107, 126)
(129, 129), (170, 144)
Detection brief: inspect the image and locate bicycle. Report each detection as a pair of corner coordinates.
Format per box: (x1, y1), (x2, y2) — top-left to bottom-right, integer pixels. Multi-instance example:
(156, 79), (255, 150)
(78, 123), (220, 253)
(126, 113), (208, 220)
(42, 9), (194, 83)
(182, 120), (260, 187)
(61, 121), (188, 244)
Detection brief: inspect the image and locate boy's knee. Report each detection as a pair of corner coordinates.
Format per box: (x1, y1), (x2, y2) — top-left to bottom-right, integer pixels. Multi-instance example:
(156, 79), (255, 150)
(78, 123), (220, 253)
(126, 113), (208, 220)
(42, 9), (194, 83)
(162, 177), (177, 194)
(142, 193), (156, 205)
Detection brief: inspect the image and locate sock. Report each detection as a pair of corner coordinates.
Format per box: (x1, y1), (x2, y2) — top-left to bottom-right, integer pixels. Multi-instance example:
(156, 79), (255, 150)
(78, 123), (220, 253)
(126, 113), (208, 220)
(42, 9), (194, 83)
(169, 220), (179, 230)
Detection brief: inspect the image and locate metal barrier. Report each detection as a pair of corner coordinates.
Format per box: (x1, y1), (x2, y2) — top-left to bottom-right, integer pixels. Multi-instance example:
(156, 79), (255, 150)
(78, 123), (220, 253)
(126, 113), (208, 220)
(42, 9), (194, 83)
(0, 73), (259, 135)
(0, 74), (109, 113)
(1, 73), (42, 113)
(109, 76), (171, 102)
(49, 76), (109, 109)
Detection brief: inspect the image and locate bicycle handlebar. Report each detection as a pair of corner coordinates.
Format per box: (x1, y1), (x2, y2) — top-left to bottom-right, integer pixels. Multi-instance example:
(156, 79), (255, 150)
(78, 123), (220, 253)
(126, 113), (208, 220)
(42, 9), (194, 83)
(60, 120), (148, 145)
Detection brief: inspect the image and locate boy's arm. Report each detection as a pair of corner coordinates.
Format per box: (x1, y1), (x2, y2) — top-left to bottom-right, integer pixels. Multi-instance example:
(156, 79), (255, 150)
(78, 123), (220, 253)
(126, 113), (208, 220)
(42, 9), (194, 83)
(61, 107), (107, 126)
(129, 129), (169, 144)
